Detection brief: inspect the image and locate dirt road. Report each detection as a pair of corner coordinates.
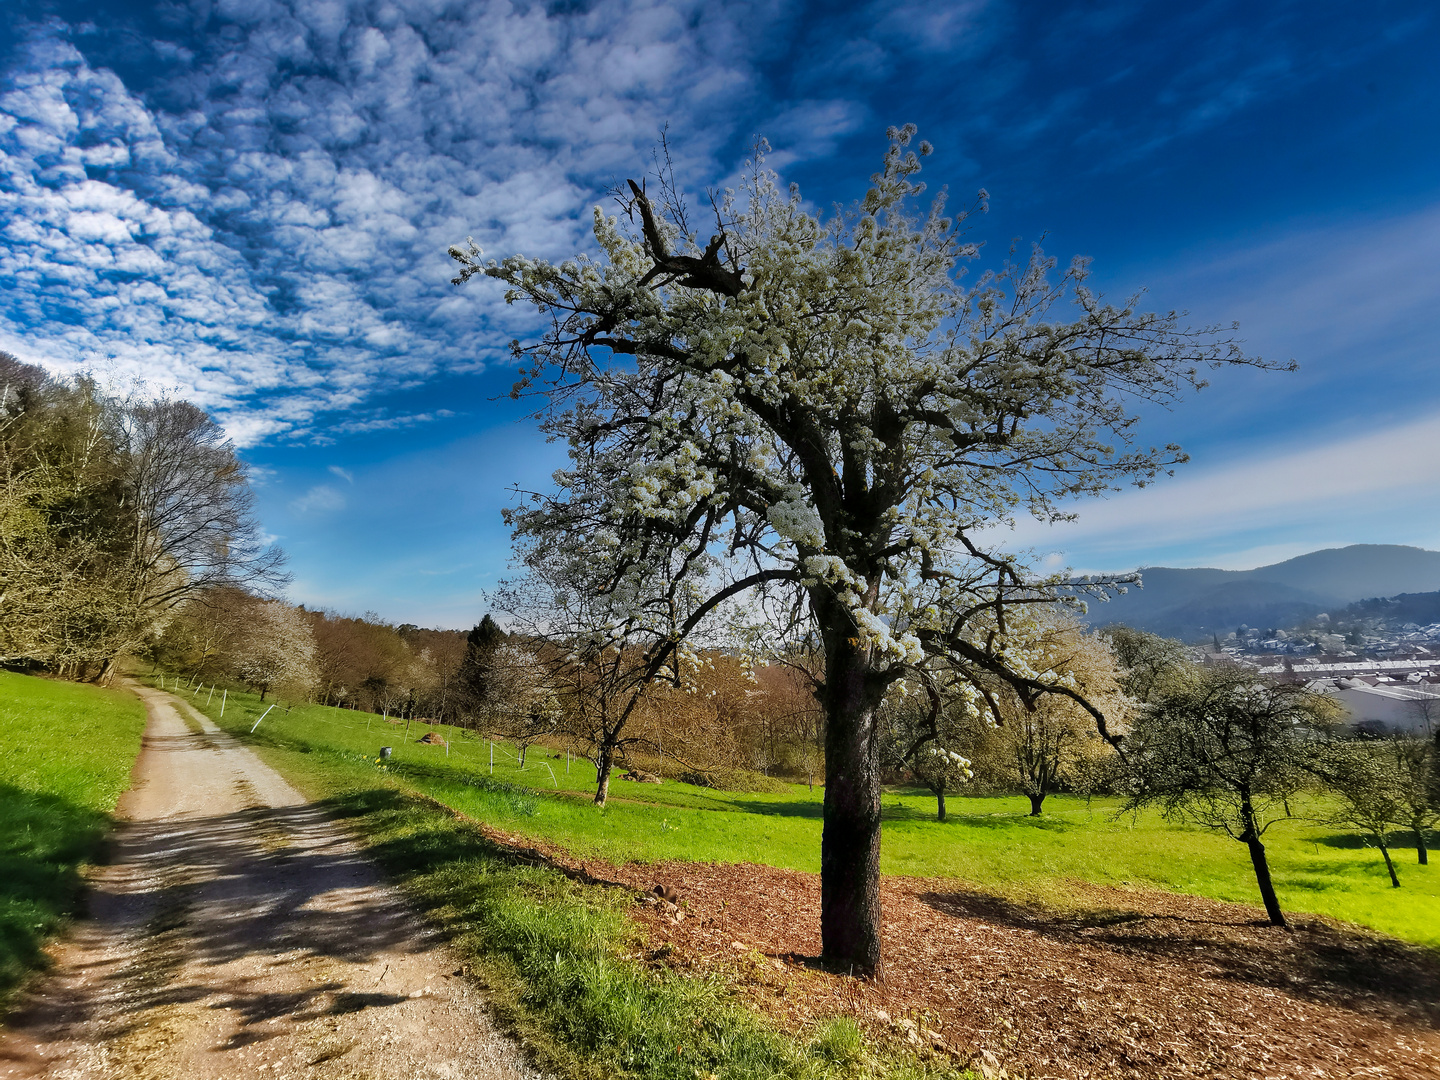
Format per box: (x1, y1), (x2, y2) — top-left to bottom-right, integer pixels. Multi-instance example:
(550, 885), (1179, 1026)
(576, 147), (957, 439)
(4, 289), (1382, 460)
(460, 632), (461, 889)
(0, 685), (535, 1080)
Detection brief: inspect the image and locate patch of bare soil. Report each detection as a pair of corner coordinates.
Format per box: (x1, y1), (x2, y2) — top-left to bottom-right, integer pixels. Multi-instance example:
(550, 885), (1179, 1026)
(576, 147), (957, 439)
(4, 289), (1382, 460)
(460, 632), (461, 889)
(486, 834), (1439, 1080)
(0, 686), (533, 1080)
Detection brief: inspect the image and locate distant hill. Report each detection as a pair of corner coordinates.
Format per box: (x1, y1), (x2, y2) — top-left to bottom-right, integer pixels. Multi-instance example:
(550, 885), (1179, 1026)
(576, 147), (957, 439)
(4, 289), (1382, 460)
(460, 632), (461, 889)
(1083, 545), (1440, 641)
(1338, 591), (1440, 627)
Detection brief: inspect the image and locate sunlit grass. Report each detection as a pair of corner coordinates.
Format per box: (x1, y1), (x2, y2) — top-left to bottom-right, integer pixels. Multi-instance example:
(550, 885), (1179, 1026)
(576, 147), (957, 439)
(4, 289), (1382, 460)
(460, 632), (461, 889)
(185, 686), (972, 1080)
(177, 679), (1440, 948)
(0, 671), (148, 1006)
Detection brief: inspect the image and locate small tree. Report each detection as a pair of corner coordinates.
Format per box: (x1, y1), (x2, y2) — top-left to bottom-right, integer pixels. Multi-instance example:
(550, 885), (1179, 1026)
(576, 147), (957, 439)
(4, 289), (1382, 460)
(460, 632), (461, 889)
(233, 600), (319, 702)
(1386, 736), (1438, 864)
(987, 617), (1127, 816)
(913, 743), (973, 822)
(494, 552), (714, 807)
(1314, 736), (1437, 869)
(879, 684), (975, 821)
(486, 643), (560, 766)
(1122, 662), (1335, 926)
(1313, 741), (1406, 887)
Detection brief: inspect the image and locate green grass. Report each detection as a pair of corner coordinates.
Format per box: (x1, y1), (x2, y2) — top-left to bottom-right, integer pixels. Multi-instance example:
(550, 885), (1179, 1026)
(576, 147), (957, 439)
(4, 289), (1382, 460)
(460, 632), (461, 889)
(177, 682), (1440, 949)
(174, 688), (967, 1080)
(0, 670), (148, 1006)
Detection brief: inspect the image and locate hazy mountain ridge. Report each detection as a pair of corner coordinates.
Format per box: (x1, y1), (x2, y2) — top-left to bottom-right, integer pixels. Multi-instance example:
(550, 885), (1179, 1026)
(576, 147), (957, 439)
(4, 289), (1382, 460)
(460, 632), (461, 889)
(1084, 545), (1440, 641)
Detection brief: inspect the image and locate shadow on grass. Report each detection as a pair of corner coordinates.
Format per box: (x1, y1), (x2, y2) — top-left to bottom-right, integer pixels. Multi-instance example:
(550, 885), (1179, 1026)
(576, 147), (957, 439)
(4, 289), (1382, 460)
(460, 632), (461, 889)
(917, 886), (1440, 1026)
(1311, 829), (1433, 853)
(0, 782), (113, 1006)
(886, 809), (1080, 831)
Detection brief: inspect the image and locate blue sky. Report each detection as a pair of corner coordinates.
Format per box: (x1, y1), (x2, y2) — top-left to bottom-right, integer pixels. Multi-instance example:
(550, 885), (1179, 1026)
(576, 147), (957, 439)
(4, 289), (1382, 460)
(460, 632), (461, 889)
(2, 0), (1437, 627)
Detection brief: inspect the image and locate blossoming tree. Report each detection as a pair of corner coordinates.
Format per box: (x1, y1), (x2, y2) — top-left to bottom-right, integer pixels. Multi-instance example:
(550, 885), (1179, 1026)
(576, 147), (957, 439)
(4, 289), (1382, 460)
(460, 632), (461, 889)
(451, 127), (1273, 976)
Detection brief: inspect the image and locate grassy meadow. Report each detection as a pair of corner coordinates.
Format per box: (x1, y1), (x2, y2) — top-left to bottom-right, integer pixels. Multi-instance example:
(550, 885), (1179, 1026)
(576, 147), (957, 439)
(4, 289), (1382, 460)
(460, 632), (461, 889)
(153, 677), (967, 1080)
(173, 679), (1439, 949)
(0, 670), (148, 1006)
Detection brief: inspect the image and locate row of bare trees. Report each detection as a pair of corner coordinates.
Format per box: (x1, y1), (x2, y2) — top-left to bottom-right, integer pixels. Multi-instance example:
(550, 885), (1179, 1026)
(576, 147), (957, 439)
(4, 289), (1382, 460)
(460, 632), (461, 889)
(1, 354), (284, 681)
(154, 588), (826, 781)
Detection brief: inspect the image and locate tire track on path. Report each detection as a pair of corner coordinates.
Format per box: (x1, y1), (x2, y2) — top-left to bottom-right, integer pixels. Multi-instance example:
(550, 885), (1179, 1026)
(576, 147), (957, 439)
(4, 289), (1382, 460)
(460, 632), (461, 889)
(0, 684), (535, 1080)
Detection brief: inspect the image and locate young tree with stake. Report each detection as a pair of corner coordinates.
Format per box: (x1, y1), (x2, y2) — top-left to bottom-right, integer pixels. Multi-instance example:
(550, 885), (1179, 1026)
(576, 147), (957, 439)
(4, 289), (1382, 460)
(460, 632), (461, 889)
(452, 128), (1278, 976)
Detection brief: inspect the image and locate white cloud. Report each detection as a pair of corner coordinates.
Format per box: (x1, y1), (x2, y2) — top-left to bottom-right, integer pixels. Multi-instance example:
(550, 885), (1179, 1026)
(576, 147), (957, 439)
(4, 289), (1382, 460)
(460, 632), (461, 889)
(1000, 410), (1440, 571)
(289, 484), (346, 513)
(0, 3), (802, 444)
(327, 464), (353, 483)
(1142, 204), (1440, 379)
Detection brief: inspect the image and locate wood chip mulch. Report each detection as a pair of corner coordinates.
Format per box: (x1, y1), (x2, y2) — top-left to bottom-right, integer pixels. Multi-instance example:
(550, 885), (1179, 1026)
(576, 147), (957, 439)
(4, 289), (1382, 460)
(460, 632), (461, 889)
(452, 800), (1440, 1080)
(473, 815), (1440, 1080)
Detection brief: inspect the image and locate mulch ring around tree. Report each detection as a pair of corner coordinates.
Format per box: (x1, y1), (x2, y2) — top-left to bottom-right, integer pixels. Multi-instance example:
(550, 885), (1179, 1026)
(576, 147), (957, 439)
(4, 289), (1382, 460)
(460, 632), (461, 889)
(482, 827), (1439, 1080)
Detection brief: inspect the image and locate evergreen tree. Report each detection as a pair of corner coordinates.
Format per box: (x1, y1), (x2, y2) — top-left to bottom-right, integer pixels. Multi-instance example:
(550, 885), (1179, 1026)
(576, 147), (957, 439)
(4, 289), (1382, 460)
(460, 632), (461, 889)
(457, 613), (505, 718)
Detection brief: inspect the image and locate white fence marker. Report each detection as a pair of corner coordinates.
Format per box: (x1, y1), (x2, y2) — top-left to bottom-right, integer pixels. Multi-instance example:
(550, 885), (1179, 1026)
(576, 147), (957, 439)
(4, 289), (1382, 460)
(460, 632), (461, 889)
(220, 690), (227, 717)
(250, 704), (277, 733)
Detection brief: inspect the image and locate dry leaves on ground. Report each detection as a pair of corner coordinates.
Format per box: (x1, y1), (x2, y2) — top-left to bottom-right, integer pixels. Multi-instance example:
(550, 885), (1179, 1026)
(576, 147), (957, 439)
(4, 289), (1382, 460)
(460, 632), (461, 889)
(474, 822), (1440, 1080)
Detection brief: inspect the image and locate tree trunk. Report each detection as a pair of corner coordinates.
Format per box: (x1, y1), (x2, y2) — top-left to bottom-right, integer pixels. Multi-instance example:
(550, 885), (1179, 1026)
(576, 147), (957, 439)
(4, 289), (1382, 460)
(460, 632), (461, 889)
(819, 633), (886, 978)
(1028, 793), (1045, 817)
(934, 786), (946, 822)
(594, 741), (616, 807)
(1244, 835), (1286, 926)
(1413, 822), (1429, 865)
(1377, 837), (1401, 887)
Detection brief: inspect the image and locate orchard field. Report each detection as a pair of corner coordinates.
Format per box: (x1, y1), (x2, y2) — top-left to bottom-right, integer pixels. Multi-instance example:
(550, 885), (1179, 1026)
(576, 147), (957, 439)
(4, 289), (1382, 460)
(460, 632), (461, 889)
(166, 678), (1438, 948)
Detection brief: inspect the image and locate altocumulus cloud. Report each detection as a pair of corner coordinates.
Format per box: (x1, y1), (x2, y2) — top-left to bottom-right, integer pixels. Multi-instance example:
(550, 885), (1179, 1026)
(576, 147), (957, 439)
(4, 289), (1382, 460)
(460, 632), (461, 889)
(0, 1), (796, 445)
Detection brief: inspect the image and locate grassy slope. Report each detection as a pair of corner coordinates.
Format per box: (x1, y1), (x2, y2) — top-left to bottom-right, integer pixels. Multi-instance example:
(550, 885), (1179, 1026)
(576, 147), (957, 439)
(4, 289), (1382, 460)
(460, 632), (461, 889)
(0, 671), (148, 1006)
(179, 683), (1440, 949)
(167, 686), (956, 1080)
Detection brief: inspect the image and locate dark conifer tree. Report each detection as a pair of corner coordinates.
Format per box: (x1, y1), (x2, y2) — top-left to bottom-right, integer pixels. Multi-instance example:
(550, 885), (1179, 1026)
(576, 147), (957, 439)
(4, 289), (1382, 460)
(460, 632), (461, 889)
(457, 614), (505, 719)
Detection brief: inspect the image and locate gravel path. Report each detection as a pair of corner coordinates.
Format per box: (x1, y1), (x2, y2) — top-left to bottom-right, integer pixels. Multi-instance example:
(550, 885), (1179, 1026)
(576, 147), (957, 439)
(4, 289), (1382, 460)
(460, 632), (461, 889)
(0, 685), (534, 1080)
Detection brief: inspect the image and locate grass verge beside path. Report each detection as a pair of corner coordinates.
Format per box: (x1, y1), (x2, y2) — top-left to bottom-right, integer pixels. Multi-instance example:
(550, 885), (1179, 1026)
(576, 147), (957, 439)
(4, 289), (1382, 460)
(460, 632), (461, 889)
(173, 688), (964, 1080)
(0, 671), (147, 1009)
(173, 682), (1440, 950)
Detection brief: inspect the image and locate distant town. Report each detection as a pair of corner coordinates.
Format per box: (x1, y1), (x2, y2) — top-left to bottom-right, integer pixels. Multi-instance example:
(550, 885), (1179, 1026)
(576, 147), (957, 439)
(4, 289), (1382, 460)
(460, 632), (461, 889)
(1202, 601), (1440, 733)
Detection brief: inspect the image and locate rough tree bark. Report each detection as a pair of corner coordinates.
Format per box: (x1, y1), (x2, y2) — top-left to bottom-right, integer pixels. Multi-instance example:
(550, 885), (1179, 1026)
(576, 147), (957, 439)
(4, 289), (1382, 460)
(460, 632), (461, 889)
(818, 628), (889, 977)
(1240, 795), (1286, 926)
(594, 738), (618, 807)
(1376, 835), (1401, 887)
